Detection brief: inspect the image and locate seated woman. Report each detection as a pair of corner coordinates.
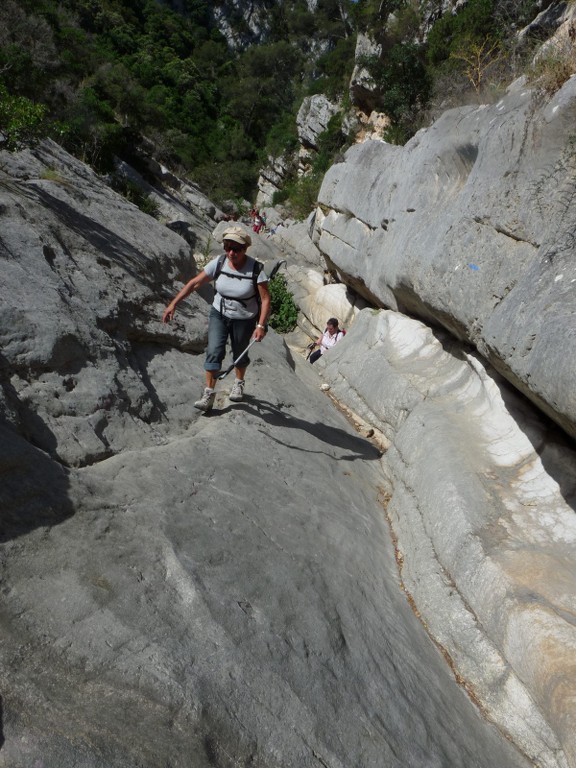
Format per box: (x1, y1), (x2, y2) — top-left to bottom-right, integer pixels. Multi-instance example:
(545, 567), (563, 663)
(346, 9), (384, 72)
(309, 318), (344, 364)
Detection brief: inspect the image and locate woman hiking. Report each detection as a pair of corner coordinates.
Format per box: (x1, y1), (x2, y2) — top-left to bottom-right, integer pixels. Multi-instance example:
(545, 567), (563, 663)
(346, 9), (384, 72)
(162, 226), (270, 412)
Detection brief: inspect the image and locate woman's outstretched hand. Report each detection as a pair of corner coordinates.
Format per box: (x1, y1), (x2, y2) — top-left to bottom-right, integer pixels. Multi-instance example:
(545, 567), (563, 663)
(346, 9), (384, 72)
(162, 304), (175, 323)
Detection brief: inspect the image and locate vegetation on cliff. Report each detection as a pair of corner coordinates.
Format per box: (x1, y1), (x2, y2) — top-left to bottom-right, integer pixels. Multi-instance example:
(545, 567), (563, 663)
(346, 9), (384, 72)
(0, 0), (562, 208)
(0, 0), (357, 203)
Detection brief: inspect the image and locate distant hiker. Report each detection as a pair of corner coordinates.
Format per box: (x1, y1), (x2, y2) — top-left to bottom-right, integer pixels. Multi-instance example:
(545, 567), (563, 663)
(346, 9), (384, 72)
(308, 318), (344, 364)
(162, 226), (270, 412)
(253, 212), (264, 234)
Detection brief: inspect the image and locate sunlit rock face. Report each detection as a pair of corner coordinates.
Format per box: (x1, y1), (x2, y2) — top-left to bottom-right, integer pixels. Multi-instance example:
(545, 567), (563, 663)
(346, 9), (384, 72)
(296, 95), (341, 152)
(316, 308), (576, 768)
(314, 75), (576, 442)
(0, 140), (209, 468)
(2, 16), (576, 765)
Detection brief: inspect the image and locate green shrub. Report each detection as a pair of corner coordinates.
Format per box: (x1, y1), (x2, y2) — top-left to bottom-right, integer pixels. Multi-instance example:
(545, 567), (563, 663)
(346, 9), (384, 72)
(269, 274), (298, 333)
(283, 172), (324, 219)
(272, 187), (290, 205)
(312, 36), (357, 99)
(427, 0), (497, 66)
(314, 112), (347, 173)
(265, 112), (299, 158)
(362, 42), (431, 126)
(0, 83), (48, 150)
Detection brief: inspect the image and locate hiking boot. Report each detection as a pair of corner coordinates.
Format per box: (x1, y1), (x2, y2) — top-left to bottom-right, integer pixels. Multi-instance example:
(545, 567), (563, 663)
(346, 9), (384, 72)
(194, 387), (215, 412)
(229, 379), (245, 402)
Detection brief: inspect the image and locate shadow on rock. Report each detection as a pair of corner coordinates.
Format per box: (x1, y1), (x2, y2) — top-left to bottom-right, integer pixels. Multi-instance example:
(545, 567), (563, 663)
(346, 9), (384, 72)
(33, 188), (157, 284)
(0, 421), (74, 542)
(498, 385), (576, 512)
(212, 396), (381, 462)
(0, 352), (62, 462)
(431, 328), (576, 512)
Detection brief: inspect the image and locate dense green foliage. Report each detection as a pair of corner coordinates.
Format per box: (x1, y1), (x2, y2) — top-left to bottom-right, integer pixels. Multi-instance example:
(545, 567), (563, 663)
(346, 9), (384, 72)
(0, 0), (357, 204)
(273, 111), (354, 218)
(427, 0), (497, 66)
(0, 0), (546, 212)
(0, 84), (50, 150)
(268, 274), (299, 333)
(362, 42), (431, 140)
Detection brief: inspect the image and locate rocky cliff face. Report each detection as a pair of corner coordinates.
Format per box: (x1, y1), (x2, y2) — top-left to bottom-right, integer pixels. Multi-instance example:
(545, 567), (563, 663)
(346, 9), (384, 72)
(2, 66), (576, 768)
(314, 74), (576, 442)
(256, 95), (342, 206)
(208, 0), (326, 49)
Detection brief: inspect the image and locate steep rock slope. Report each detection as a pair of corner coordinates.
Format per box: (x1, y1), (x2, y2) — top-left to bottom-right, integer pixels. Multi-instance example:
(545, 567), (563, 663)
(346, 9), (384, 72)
(0, 141), (533, 767)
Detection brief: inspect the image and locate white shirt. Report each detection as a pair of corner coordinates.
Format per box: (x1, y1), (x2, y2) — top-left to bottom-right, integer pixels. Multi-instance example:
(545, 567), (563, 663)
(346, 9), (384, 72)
(320, 328), (343, 353)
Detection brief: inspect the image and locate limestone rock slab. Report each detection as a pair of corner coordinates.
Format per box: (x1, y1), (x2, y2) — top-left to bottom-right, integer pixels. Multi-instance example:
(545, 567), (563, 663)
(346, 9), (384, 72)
(315, 77), (576, 440)
(0, 331), (532, 768)
(318, 308), (576, 767)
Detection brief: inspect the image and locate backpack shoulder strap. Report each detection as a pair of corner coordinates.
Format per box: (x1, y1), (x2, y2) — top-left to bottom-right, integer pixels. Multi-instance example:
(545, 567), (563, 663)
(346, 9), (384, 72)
(266, 258), (287, 281)
(213, 253), (227, 282)
(252, 259), (264, 291)
(252, 259), (264, 309)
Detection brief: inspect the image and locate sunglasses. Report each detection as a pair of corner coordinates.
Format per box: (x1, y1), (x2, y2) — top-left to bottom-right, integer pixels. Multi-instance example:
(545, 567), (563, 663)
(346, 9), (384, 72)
(224, 242), (245, 253)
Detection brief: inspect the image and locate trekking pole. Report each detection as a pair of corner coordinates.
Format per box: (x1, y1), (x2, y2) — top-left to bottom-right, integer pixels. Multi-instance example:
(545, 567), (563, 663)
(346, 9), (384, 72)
(305, 341), (316, 361)
(217, 338), (258, 380)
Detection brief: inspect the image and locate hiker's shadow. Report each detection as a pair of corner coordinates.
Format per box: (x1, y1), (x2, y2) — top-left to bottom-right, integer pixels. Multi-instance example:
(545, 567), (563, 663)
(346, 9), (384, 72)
(213, 396), (381, 462)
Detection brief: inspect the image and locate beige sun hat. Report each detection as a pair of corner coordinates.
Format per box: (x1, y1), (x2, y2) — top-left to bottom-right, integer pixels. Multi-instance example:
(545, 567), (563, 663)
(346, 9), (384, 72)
(221, 226), (252, 247)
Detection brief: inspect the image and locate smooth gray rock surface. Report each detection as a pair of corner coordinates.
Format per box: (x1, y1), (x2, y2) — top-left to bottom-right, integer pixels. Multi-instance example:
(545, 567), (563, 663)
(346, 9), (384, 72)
(0, 339), (532, 768)
(0, 141), (534, 767)
(314, 76), (576, 441)
(0, 140), (209, 467)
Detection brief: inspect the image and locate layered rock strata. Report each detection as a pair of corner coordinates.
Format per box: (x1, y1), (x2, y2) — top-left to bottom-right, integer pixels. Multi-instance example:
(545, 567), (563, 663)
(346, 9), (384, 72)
(314, 75), (576, 441)
(315, 310), (576, 767)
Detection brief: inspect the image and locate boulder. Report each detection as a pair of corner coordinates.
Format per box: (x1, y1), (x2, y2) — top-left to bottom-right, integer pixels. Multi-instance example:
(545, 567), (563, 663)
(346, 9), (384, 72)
(0, 139), (206, 467)
(296, 94), (341, 151)
(269, 219), (324, 268)
(113, 158), (220, 244)
(296, 280), (368, 336)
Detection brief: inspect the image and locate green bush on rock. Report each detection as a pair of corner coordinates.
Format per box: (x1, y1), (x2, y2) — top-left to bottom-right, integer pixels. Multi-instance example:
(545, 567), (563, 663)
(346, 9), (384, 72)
(268, 274), (298, 334)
